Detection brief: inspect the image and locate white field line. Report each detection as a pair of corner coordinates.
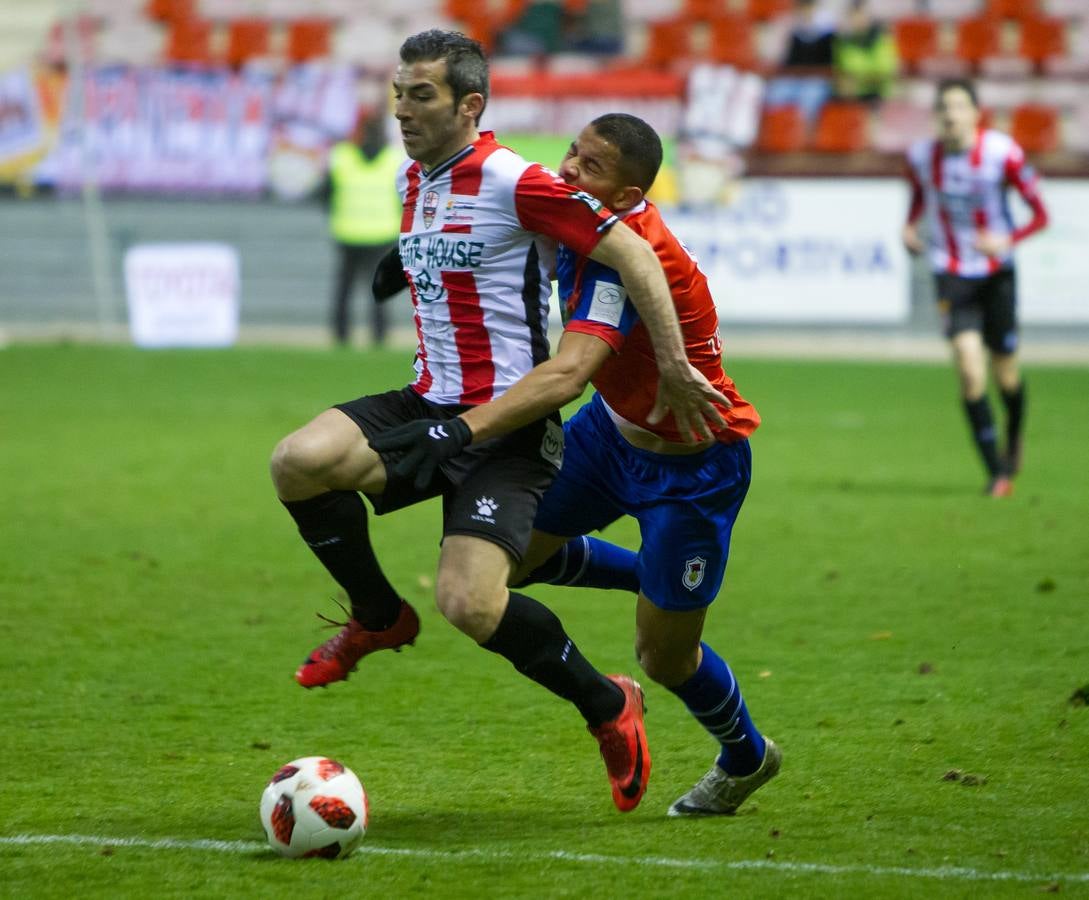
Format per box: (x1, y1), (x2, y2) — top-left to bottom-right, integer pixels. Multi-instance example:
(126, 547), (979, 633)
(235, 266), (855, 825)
(2, 833), (1087, 886)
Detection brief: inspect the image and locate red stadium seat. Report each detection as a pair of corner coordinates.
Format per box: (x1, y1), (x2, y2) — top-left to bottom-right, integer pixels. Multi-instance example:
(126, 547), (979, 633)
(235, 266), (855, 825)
(1010, 103), (1060, 153)
(755, 104), (807, 152)
(1019, 17), (1066, 67)
(643, 19), (692, 69)
(446, 0), (523, 29)
(810, 101), (870, 152)
(224, 18), (270, 68)
(893, 17), (940, 72)
(165, 17), (212, 64)
(955, 17), (1000, 67)
(683, 0), (724, 21)
(286, 18), (331, 64)
(746, 0), (791, 20)
(708, 15), (757, 70)
(146, 0), (195, 24)
(984, 0), (1040, 20)
(461, 12), (501, 52)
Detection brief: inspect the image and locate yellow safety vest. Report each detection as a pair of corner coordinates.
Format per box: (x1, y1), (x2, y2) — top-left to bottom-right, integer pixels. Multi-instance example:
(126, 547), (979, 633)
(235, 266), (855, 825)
(328, 142), (403, 245)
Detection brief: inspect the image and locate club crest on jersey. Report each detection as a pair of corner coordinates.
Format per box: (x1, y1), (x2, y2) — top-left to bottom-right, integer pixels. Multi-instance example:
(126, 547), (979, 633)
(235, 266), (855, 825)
(682, 556), (707, 591)
(423, 190), (440, 227)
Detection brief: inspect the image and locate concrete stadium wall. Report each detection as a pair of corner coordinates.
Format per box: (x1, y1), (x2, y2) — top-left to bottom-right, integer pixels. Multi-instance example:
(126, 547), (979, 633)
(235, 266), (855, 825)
(0, 196), (417, 334)
(1, 195), (941, 337)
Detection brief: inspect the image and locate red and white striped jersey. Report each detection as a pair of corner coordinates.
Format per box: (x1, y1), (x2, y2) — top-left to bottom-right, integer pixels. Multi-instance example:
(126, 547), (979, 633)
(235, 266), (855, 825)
(905, 128), (1048, 278)
(396, 131), (617, 406)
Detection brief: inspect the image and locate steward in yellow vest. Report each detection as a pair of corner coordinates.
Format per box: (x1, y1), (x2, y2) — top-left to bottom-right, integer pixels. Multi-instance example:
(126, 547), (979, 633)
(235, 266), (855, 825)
(323, 113), (403, 345)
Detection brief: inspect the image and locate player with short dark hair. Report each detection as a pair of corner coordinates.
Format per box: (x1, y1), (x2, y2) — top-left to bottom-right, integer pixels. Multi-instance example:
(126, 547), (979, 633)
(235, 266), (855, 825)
(373, 112), (780, 817)
(903, 78), (1048, 497)
(270, 30), (728, 814)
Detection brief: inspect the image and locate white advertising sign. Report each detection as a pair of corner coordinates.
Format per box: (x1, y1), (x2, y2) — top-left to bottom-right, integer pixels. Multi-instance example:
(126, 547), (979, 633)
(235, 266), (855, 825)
(668, 179), (911, 323)
(124, 243), (240, 348)
(1015, 178), (1089, 324)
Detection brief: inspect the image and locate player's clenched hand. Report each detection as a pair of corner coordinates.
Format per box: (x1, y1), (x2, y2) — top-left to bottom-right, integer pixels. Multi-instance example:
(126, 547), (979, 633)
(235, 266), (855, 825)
(902, 223), (924, 255)
(368, 417), (472, 490)
(974, 230), (1011, 257)
(647, 362), (730, 443)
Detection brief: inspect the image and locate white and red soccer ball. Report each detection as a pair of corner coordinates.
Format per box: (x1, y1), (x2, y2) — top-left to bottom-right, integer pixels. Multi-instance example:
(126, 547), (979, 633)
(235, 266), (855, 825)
(259, 756), (368, 859)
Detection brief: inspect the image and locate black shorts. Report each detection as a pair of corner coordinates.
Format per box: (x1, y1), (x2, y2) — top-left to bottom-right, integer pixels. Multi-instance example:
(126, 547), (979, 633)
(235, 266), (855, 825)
(334, 387), (564, 562)
(934, 268), (1018, 354)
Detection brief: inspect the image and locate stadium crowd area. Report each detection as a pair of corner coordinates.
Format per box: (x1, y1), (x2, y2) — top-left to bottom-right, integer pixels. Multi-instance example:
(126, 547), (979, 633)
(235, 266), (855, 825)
(2, 0), (1088, 176)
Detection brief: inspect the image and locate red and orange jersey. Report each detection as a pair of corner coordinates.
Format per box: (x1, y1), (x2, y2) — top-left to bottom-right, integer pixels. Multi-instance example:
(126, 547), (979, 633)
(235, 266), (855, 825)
(558, 199), (759, 444)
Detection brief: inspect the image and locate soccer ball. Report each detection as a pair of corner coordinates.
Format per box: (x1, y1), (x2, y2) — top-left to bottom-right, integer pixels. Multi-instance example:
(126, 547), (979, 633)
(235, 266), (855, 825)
(259, 756), (368, 859)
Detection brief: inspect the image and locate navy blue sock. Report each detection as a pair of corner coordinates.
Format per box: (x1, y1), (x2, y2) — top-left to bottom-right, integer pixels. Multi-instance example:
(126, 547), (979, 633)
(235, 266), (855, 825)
(516, 536), (639, 592)
(669, 643), (766, 776)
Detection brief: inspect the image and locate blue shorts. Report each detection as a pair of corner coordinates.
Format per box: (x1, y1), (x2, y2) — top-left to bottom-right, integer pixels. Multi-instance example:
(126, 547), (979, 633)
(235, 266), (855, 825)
(534, 393), (751, 611)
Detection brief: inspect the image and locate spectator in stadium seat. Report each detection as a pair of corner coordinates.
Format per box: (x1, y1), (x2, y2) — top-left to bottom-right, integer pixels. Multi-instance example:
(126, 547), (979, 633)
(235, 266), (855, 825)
(832, 0), (899, 104)
(564, 0), (624, 56)
(271, 29), (730, 814)
(764, 0), (837, 122)
(374, 112), (780, 819)
(496, 0), (565, 57)
(320, 110), (403, 346)
(903, 78), (1049, 497)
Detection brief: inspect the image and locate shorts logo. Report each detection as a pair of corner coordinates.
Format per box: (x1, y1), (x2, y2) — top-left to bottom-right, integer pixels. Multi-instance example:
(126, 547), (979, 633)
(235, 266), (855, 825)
(540, 419), (564, 468)
(682, 556), (706, 591)
(472, 496), (499, 524)
(423, 190), (439, 227)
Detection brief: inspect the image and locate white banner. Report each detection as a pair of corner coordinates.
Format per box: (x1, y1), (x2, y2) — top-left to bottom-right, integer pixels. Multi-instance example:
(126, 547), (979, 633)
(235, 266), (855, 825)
(0, 67), (44, 162)
(668, 179), (911, 323)
(39, 64), (360, 196)
(1016, 178), (1089, 324)
(124, 243), (240, 348)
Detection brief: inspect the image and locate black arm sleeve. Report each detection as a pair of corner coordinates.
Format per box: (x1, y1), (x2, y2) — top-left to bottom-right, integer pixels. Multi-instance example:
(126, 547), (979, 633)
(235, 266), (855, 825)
(372, 246), (408, 302)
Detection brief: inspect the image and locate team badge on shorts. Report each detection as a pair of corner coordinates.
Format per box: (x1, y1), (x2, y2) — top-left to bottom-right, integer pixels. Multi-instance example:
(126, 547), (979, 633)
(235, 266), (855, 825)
(682, 556), (707, 591)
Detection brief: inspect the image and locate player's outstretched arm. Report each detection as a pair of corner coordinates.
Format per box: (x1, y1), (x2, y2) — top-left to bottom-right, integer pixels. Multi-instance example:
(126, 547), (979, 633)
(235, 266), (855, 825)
(367, 332), (611, 488)
(589, 223), (728, 441)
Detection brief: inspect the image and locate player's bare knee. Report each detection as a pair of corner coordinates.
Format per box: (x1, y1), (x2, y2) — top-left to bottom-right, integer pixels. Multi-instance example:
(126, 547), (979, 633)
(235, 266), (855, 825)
(434, 581), (498, 642)
(271, 432), (330, 494)
(635, 638), (695, 688)
(269, 436), (297, 489)
(958, 370), (987, 400)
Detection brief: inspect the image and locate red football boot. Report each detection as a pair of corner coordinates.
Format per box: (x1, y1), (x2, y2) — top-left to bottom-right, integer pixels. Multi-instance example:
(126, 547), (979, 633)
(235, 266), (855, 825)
(588, 675), (651, 813)
(295, 600), (420, 688)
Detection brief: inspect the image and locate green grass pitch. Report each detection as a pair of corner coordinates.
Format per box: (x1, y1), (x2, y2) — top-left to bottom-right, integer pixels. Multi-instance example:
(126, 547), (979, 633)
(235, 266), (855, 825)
(2, 344), (1087, 898)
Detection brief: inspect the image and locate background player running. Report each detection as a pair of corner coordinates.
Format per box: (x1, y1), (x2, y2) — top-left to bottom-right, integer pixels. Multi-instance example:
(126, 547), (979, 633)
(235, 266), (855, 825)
(271, 31), (727, 813)
(904, 78), (1048, 497)
(373, 113), (780, 817)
